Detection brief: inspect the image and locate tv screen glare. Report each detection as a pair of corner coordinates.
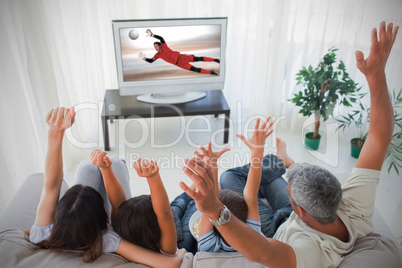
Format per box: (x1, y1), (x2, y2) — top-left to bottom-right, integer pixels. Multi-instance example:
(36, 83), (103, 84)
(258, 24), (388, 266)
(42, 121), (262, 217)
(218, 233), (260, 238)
(112, 18), (227, 97)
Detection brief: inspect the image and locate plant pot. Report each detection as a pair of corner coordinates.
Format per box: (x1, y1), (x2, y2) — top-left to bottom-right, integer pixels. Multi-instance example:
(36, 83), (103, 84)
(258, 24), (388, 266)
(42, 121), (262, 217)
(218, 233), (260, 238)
(351, 138), (364, 158)
(305, 132), (321, 150)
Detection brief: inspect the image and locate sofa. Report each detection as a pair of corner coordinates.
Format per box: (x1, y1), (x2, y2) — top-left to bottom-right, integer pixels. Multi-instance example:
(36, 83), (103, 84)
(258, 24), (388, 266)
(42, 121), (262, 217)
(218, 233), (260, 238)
(0, 173), (401, 268)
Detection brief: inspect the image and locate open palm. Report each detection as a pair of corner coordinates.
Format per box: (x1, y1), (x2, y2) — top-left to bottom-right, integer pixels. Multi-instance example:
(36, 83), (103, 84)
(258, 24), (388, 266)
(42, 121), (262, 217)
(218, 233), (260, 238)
(237, 117), (275, 151)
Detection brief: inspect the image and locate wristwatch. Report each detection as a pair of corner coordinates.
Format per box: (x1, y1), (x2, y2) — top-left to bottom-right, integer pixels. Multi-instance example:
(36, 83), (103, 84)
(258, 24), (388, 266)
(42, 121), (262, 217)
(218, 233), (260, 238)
(209, 206), (231, 226)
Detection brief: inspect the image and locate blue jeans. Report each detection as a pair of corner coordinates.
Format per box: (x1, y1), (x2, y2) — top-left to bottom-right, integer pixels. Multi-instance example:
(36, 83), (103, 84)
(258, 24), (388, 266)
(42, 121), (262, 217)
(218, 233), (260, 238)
(220, 154), (292, 237)
(74, 156), (132, 216)
(170, 192), (198, 254)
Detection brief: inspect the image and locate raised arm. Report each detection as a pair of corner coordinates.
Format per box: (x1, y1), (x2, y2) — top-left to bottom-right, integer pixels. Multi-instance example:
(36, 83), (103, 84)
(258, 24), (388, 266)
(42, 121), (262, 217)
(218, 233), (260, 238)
(237, 117), (274, 221)
(134, 158), (177, 255)
(138, 52), (156, 63)
(180, 158), (296, 268)
(90, 149), (126, 221)
(116, 240), (185, 268)
(355, 22), (399, 170)
(35, 107), (75, 226)
(146, 29), (165, 44)
(193, 143), (230, 237)
(194, 142), (230, 196)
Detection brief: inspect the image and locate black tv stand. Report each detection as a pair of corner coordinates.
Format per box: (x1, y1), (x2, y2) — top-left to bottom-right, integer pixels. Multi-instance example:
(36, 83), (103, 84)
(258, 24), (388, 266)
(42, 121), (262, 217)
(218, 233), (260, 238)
(101, 90), (230, 151)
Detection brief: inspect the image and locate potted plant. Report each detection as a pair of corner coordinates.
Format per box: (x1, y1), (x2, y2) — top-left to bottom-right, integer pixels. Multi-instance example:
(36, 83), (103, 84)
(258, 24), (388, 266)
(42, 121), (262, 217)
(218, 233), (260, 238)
(336, 88), (401, 169)
(290, 47), (363, 150)
(385, 89), (402, 175)
(335, 101), (369, 158)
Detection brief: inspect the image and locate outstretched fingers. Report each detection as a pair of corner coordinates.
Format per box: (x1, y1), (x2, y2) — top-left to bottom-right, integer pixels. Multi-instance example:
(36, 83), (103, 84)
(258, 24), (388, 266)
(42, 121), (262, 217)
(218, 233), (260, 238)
(46, 109), (53, 124)
(264, 119), (275, 137)
(388, 24), (399, 53)
(260, 117), (270, 130)
(369, 27), (379, 57)
(217, 147), (230, 157)
(254, 118), (261, 131)
(379, 21), (387, 49)
(182, 158), (214, 193)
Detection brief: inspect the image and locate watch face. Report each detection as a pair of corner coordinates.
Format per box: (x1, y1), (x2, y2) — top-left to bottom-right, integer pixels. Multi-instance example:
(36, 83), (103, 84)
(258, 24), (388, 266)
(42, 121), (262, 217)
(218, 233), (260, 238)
(223, 211), (231, 221)
(210, 206), (231, 225)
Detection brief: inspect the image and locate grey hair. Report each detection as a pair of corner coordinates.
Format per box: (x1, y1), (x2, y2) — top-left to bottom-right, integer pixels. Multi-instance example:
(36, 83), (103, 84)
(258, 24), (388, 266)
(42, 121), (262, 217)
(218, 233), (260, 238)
(287, 163), (342, 225)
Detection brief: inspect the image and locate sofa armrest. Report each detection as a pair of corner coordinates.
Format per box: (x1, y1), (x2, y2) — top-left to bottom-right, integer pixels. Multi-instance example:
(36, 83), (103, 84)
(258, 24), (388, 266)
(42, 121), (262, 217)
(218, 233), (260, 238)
(0, 173), (69, 232)
(338, 232), (402, 267)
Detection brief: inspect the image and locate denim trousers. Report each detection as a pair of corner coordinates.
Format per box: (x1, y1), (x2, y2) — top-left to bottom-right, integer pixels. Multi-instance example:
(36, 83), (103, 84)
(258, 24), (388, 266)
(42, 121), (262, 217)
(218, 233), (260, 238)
(74, 156), (132, 216)
(170, 192), (198, 253)
(220, 154), (293, 237)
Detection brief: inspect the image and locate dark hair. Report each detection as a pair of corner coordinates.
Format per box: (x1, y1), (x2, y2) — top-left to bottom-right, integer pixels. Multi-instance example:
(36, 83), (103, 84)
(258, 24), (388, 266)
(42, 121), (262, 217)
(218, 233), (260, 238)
(213, 189), (248, 240)
(29, 185), (108, 263)
(112, 195), (161, 252)
(154, 42), (162, 47)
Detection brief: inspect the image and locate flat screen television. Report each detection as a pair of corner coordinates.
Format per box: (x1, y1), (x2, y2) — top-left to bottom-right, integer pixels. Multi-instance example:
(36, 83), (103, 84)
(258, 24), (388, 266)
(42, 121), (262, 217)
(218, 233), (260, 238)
(112, 17), (227, 103)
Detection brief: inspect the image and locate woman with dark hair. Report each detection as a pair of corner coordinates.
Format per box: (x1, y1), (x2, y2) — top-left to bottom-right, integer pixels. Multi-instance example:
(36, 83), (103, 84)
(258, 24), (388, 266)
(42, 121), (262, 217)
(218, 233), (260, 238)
(26, 107), (185, 267)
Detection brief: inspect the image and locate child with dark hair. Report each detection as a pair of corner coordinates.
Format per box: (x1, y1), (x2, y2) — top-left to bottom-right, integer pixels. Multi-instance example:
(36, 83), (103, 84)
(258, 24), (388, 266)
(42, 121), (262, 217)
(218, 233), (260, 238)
(90, 151), (177, 256)
(193, 117), (275, 252)
(168, 143), (230, 254)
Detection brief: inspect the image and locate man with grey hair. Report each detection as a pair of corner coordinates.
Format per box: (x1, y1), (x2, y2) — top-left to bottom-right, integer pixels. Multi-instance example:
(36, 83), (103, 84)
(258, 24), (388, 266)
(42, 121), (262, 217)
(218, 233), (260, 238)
(286, 162), (343, 225)
(180, 21), (399, 268)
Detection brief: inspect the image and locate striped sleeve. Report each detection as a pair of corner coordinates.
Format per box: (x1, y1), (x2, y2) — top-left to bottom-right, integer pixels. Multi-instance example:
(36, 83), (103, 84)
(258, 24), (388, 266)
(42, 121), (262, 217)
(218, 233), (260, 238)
(246, 219), (263, 235)
(197, 230), (218, 252)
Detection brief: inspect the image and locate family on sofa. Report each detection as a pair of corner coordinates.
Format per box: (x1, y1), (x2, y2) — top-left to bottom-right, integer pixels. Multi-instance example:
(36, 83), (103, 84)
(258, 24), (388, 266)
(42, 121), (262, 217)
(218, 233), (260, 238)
(23, 21), (399, 268)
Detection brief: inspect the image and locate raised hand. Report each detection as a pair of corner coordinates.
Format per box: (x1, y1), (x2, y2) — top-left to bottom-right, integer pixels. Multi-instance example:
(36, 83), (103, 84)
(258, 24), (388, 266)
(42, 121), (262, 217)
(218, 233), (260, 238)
(138, 52), (145, 60)
(134, 158), (159, 178)
(237, 117), (275, 152)
(90, 149), (112, 169)
(194, 142), (230, 167)
(355, 22), (398, 77)
(145, 29), (153, 37)
(180, 157), (221, 216)
(46, 107), (75, 134)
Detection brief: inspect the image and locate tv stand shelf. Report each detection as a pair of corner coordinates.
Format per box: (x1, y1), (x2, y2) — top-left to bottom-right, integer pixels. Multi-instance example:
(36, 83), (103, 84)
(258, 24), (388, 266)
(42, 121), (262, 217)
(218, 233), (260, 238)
(101, 90), (230, 151)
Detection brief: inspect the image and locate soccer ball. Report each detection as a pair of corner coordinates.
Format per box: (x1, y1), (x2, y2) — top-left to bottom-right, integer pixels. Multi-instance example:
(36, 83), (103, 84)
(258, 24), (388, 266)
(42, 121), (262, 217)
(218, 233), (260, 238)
(128, 29), (139, 40)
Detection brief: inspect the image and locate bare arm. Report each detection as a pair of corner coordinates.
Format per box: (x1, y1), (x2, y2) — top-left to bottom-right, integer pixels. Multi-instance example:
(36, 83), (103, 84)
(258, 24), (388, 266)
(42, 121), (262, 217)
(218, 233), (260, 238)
(179, 158), (296, 268)
(355, 22), (399, 170)
(238, 117), (274, 221)
(194, 143), (230, 237)
(35, 107), (75, 226)
(134, 158), (177, 255)
(90, 149), (126, 221)
(116, 240), (185, 268)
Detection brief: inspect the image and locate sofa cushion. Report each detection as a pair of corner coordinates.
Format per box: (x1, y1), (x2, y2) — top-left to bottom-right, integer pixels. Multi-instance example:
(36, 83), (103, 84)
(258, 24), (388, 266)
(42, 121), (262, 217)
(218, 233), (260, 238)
(0, 229), (194, 268)
(192, 251), (266, 267)
(0, 229), (142, 268)
(0, 174), (194, 268)
(191, 232), (401, 268)
(0, 173), (69, 233)
(338, 232), (401, 267)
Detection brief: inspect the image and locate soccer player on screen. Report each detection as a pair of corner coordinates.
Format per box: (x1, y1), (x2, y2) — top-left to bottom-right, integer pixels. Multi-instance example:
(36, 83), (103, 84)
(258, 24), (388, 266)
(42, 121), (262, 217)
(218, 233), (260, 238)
(138, 29), (220, 76)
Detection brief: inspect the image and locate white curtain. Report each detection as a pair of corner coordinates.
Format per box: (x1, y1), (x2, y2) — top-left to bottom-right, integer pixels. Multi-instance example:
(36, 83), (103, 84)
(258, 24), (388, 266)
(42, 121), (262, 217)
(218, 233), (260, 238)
(280, 0), (402, 131)
(1, 0), (401, 213)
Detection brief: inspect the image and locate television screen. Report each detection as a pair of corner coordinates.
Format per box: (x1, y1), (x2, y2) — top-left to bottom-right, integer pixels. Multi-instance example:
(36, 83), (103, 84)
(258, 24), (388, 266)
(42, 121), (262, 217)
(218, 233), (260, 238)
(120, 25), (221, 81)
(112, 18), (227, 101)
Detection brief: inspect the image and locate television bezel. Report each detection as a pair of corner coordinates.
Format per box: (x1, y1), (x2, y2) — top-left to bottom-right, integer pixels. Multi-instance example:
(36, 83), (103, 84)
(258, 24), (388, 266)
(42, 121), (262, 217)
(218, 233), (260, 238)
(112, 17), (227, 96)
